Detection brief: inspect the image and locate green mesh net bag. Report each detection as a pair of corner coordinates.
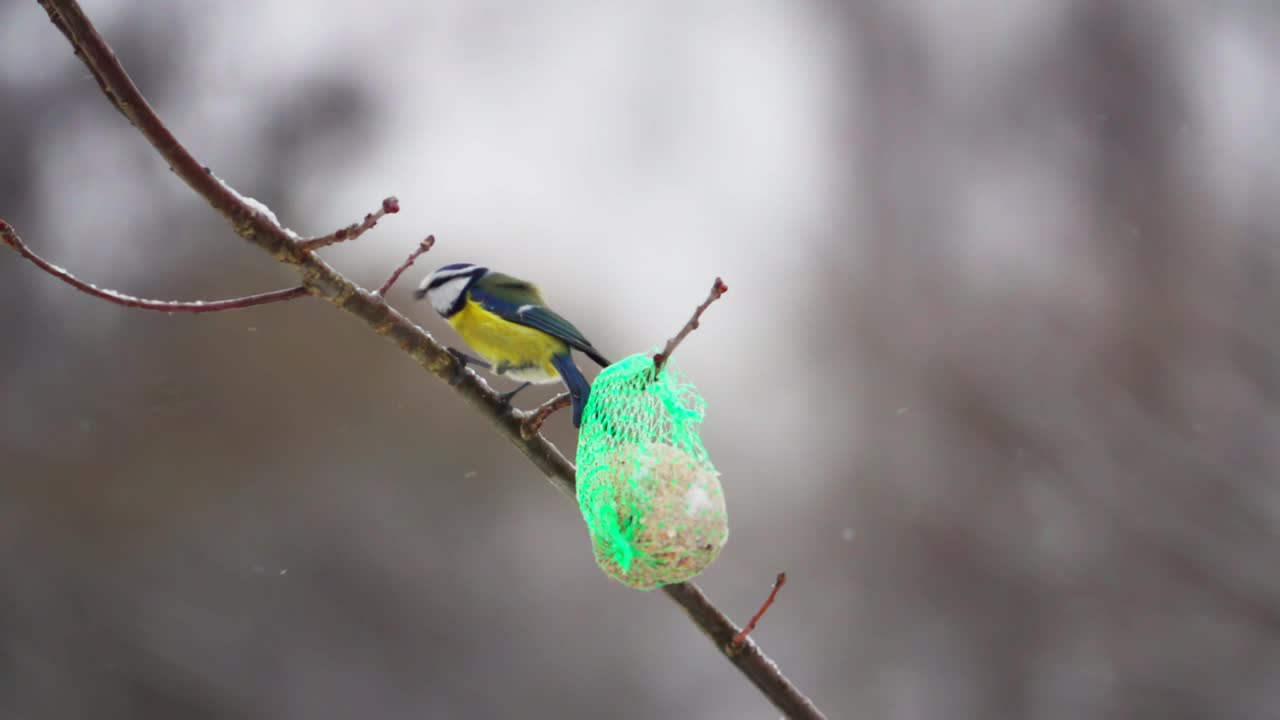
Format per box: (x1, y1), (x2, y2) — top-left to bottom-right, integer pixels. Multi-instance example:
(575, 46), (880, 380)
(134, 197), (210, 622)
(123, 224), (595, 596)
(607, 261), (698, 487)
(575, 352), (728, 590)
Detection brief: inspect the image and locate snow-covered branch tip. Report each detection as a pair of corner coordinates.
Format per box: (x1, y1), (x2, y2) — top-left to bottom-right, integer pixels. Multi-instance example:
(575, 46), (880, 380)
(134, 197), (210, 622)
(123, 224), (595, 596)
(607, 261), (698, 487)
(1, 218), (310, 312)
(377, 235), (435, 297)
(298, 196), (400, 252)
(653, 277), (728, 372)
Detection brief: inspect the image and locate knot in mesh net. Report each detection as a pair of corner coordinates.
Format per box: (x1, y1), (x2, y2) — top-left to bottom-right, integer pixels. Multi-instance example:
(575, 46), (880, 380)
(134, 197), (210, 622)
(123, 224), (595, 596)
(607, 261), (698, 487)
(575, 353), (728, 590)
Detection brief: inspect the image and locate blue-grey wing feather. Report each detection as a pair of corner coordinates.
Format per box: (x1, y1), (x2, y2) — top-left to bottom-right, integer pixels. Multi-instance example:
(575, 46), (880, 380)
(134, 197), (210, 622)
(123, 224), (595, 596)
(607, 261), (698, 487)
(469, 280), (610, 367)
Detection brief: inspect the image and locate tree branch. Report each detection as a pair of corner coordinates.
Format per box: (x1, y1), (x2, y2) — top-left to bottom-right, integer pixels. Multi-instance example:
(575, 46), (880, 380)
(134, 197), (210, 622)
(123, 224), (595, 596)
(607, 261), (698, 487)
(30, 3), (825, 717)
(40, 1), (299, 264)
(653, 277), (728, 372)
(664, 581), (824, 719)
(1, 219), (309, 312)
(520, 393), (571, 439)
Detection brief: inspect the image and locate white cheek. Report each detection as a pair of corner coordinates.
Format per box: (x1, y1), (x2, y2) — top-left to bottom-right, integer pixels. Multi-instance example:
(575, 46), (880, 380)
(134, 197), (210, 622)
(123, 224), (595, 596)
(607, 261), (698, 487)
(429, 277), (468, 315)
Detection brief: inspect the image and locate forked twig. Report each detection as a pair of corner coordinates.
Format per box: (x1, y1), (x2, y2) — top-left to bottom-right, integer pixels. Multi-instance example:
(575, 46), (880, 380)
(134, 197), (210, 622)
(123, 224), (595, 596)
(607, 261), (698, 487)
(653, 277), (728, 372)
(521, 393), (571, 439)
(377, 235), (435, 297)
(1, 219), (309, 312)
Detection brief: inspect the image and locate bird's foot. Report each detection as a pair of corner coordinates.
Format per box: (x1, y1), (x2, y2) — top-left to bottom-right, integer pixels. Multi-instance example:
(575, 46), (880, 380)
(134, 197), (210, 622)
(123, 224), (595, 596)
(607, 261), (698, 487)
(496, 382), (532, 409)
(447, 347), (491, 386)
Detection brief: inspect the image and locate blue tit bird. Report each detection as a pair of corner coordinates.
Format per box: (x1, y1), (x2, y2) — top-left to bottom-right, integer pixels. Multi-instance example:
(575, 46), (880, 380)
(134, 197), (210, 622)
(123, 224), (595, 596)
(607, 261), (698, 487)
(414, 263), (610, 427)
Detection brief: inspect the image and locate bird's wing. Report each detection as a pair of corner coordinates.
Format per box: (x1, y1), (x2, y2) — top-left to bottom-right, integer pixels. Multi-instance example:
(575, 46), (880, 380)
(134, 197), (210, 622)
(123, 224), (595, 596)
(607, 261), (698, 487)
(469, 273), (609, 366)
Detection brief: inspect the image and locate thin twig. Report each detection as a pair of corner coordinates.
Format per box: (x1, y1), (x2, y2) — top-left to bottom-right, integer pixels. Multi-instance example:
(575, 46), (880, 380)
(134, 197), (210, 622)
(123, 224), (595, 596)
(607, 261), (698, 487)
(520, 393), (571, 439)
(653, 277), (728, 372)
(298, 197), (400, 252)
(731, 572), (788, 650)
(33, 4), (824, 718)
(1, 219), (309, 312)
(377, 235), (435, 297)
(664, 581), (824, 719)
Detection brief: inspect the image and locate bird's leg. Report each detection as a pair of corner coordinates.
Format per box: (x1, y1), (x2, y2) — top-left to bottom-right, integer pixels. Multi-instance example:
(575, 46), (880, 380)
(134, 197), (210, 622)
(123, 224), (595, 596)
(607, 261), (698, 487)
(497, 382), (532, 408)
(447, 347), (491, 385)
(487, 360), (529, 408)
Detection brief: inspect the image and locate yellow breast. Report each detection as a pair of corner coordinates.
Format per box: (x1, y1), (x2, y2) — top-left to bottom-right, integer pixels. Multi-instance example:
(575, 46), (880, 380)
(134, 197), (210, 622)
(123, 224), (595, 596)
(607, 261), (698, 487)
(449, 298), (568, 383)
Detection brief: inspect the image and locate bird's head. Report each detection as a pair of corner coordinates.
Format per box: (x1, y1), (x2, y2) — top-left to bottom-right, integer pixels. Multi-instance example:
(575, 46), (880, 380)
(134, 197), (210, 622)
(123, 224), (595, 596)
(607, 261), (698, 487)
(415, 262), (488, 317)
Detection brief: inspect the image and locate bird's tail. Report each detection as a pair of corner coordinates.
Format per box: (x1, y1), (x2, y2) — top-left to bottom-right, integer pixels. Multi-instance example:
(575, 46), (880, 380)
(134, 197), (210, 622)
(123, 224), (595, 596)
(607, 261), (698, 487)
(583, 346), (610, 369)
(551, 352), (591, 428)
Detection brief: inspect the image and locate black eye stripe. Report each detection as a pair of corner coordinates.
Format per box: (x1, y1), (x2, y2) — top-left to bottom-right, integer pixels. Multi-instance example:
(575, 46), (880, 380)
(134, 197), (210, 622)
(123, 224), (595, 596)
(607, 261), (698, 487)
(427, 274), (461, 290)
(427, 271), (477, 290)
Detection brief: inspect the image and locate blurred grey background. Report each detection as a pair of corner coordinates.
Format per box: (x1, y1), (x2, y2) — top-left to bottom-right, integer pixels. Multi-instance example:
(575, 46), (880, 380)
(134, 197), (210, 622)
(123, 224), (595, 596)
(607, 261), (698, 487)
(3, 1), (1280, 718)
